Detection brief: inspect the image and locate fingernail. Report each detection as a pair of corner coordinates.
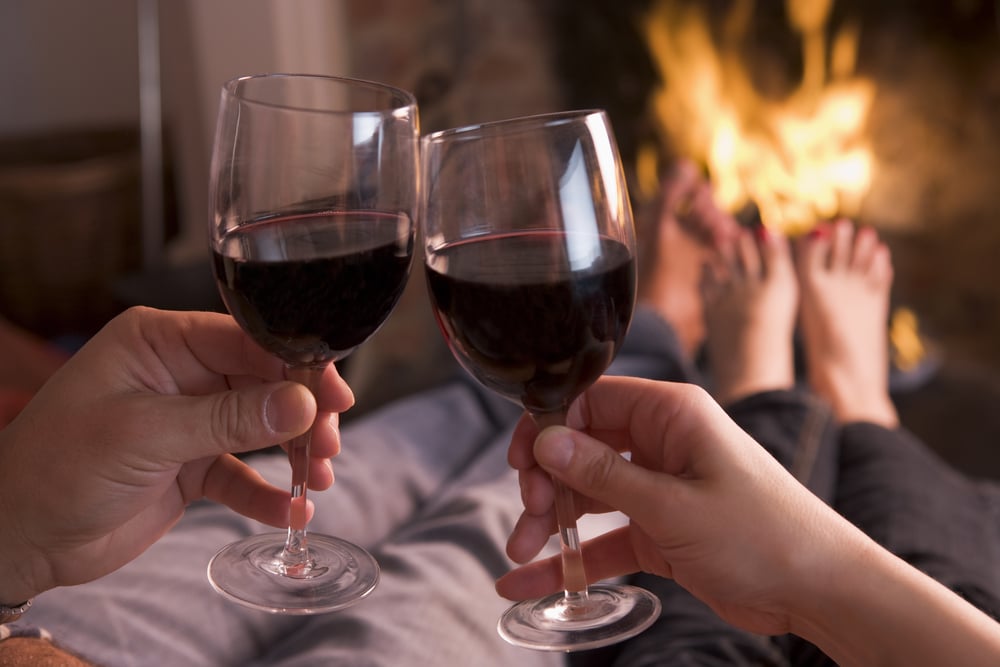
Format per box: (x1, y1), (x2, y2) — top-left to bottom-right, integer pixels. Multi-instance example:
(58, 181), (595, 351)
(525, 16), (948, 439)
(265, 384), (310, 435)
(536, 428), (575, 472)
(754, 224), (770, 242)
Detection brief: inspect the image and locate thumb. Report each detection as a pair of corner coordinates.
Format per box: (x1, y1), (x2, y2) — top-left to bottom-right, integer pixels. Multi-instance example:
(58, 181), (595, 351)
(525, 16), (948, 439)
(165, 381), (317, 461)
(534, 426), (669, 526)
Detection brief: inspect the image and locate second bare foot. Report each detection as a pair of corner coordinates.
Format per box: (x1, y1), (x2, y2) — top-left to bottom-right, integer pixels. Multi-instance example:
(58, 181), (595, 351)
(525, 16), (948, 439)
(702, 227), (798, 407)
(795, 219), (899, 427)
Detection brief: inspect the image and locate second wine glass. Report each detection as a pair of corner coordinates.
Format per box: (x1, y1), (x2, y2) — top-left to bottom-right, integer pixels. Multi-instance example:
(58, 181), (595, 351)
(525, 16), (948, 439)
(421, 110), (661, 651)
(207, 73), (419, 614)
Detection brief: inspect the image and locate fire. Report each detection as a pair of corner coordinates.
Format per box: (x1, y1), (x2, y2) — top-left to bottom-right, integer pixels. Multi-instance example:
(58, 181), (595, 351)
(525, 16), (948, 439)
(641, 0), (876, 234)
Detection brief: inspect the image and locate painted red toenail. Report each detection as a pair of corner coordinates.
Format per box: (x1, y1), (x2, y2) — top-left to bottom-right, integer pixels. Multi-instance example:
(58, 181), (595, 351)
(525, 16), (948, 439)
(809, 225), (831, 240)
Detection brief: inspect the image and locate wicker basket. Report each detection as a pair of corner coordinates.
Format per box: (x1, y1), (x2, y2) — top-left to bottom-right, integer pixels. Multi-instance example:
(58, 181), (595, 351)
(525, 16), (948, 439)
(0, 128), (142, 337)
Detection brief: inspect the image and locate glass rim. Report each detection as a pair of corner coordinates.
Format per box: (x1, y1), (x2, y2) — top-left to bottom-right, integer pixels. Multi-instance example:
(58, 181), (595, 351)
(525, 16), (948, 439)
(221, 72), (418, 115)
(422, 109), (607, 144)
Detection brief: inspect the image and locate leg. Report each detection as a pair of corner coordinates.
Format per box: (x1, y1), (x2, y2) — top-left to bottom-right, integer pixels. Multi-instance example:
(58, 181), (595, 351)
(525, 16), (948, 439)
(701, 226), (839, 498)
(611, 573), (792, 667)
(836, 423), (1000, 621)
(796, 221), (1000, 620)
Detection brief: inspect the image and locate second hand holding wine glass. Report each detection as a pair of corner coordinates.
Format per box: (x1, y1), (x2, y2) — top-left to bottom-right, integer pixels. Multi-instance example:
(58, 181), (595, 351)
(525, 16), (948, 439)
(421, 110), (661, 650)
(207, 73), (419, 614)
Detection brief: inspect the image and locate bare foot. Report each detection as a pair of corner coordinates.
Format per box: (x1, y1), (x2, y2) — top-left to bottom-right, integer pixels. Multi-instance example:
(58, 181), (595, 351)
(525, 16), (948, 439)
(795, 219), (899, 427)
(702, 226), (798, 406)
(640, 160), (741, 358)
(668, 160), (742, 258)
(640, 201), (708, 357)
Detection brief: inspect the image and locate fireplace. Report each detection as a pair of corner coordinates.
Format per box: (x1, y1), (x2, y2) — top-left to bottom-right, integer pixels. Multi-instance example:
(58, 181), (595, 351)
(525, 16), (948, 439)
(344, 0), (1000, 475)
(541, 0), (1000, 376)
(532, 0), (1000, 475)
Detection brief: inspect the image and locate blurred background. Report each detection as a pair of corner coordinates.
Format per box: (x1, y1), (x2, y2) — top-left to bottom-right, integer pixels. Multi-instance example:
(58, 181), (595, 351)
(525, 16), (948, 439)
(2, 0), (999, 474)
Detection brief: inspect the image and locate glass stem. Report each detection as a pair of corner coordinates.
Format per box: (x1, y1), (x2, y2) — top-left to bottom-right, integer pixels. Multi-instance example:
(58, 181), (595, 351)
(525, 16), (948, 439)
(532, 411), (590, 606)
(281, 364), (326, 573)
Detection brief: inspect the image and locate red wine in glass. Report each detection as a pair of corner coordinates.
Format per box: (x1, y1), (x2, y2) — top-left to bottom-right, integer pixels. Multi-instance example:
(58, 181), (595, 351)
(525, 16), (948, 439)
(214, 210), (414, 366)
(425, 231), (635, 415)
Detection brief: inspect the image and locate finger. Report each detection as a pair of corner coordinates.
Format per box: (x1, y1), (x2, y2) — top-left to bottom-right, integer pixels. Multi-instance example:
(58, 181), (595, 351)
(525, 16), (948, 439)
(142, 381), (317, 465)
(508, 411), (541, 470)
(267, 449), (332, 492)
(122, 309), (355, 415)
(302, 412), (342, 459)
(312, 365), (355, 413)
(533, 425), (678, 528)
(223, 370), (353, 418)
(497, 528), (643, 600)
(518, 457), (615, 519)
(125, 308), (288, 392)
(519, 464), (555, 515)
(513, 453), (618, 565)
(308, 457), (334, 491)
(568, 377), (703, 473)
(282, 412), (338, 490)
(200, 454), (315, 528)
(506, 508), (557, 564)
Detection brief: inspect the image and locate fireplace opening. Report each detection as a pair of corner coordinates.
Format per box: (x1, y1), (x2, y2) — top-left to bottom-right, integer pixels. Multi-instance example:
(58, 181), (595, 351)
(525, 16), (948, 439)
(538, 0), (1000, 476)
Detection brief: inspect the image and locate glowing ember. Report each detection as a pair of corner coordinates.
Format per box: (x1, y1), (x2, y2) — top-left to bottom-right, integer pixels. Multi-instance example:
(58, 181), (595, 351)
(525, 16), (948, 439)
(641, 0), (876, 234)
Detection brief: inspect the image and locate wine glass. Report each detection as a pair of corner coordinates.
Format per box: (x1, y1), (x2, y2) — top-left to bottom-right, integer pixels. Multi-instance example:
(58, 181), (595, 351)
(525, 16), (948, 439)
(206, 73), (418, 614)
(421, 110), (661, 650)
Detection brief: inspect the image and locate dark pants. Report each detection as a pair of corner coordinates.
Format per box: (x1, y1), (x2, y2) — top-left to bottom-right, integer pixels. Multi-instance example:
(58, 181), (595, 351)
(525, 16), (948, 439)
(594, 313), (1000, 667)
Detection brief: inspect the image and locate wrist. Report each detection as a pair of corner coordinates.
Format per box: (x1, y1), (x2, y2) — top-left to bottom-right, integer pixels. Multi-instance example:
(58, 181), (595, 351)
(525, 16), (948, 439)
(785, 528), (888, 666)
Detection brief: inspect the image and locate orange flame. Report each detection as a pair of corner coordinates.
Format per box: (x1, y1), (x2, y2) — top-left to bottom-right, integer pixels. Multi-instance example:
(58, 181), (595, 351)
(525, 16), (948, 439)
(641, 0), (876, 234)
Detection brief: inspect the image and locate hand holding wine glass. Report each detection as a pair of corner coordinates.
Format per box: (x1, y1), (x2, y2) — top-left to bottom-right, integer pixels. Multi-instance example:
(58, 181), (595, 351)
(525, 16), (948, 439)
(421, 110), (661, 650)
(207, 73), (418, 614)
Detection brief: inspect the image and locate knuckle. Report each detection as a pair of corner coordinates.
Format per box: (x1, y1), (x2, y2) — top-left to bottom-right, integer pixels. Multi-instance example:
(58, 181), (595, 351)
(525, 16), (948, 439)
(209, 391), (254, 450)
(579, 449), (616, 493)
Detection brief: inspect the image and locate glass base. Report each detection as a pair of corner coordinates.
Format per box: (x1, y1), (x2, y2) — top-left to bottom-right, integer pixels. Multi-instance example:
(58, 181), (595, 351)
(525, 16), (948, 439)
(498, 583), (661, 652)
(207, 532), (379, 614)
